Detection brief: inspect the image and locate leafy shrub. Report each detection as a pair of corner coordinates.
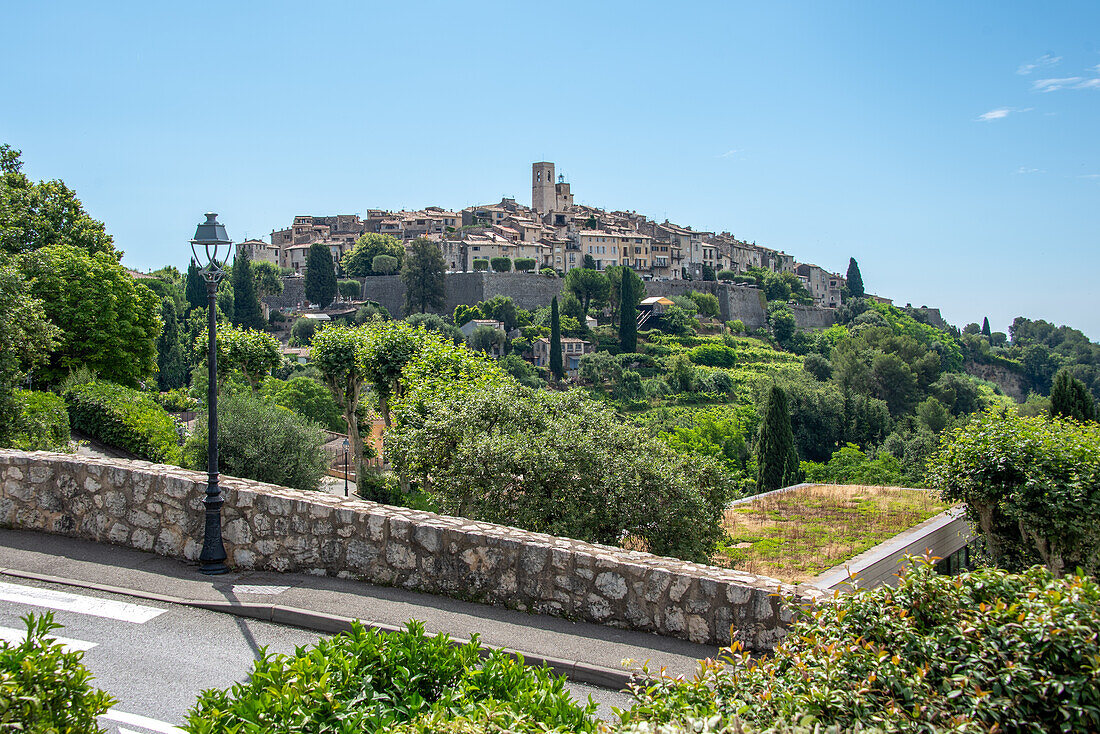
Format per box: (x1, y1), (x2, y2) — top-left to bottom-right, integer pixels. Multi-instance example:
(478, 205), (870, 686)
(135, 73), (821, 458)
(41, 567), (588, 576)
(716, 269), (738, 281)
(371, 254), (399, 275)
(686, 291), (721, 319)
(155, 387), (200, 413)
(927, 409), (1100, 576)
(514, 257), (536, 272)
(802, 352), (832, 381)
(64, 380), (182, 463)
(490, 257), (512, 272)
(262, 376), (346, 432)
(183, 391), (328, 491)
(472, 259), (489, 272)
(10, 390), (70, 451)
(688, 344), (736, 368)
(355, 301), (391, 323)
(184, 621), (596, 734)
(800, 444), (908, 486)
(617, 560), (1100, 733)
(0, 613), (115, 733)
(289, 316), (319, 346)
(539, 267), (557, 277)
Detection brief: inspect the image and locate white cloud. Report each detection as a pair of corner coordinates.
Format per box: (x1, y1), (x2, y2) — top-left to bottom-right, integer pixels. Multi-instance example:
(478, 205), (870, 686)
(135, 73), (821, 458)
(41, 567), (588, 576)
(1017, 54), (1061, 75)
(1014, 167), (1043, 174)
(1032, 76), (1084, 92)
(1079, 173), (1100, 179)
(977, 108), (1011, 121)
(717, 149), (741, 159)
(1077, 78), (1100, 89)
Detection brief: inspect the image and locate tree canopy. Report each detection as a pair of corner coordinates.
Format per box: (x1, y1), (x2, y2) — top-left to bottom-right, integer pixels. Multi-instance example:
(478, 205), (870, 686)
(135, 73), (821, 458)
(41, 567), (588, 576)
(401, 237), (445, 315)
(846, 257), (865, 298)
(231, 248), (265, 330)
(304, 243), (337, 308)
(0, 260), (58, 444)
(0, 145), (115, 258)
(563, 267), (610, 317)
(342, 233), (404, 277)
(18, 244), (161, 386)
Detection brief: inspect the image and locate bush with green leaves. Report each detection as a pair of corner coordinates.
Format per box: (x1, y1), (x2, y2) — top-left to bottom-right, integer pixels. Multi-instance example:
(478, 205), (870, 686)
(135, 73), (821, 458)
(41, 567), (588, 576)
(0, 613), (115, 733)
(184, 621), (596, 734)
(490, 256), (511, 272)
(688, 343), (736, 368)
(472, 258), (489, 272)
(927, 409), (1100, 576)
(800, 443), (909, 486)
(10, 389), (70, 451)
(183, 391), (328, 492)
(390, 381), (731, 562)
(261, 376), (346, 432)
(289, 316), (319, 346)
(64, 380), (181, 463)
(155, 387), (200, 413)
(514, 257), (536, 272)
(616, 560), (1100, 733)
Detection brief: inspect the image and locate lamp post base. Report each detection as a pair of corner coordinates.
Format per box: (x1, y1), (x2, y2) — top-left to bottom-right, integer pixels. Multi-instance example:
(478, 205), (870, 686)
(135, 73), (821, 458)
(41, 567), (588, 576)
(199, 561), (230, 576)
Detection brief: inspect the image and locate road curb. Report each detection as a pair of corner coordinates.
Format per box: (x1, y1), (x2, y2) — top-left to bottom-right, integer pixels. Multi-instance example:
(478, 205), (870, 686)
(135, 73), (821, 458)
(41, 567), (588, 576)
(0, 567), (636, 690)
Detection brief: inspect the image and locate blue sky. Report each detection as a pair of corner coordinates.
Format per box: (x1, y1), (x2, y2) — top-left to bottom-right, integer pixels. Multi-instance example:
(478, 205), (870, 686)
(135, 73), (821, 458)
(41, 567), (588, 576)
(3, 1), (1098, 337)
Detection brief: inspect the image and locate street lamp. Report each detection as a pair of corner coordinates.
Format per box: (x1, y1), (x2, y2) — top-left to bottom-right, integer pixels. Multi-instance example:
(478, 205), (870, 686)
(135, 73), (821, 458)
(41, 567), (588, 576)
(190, 213), (232, 576)
(342, 438), (350, 497)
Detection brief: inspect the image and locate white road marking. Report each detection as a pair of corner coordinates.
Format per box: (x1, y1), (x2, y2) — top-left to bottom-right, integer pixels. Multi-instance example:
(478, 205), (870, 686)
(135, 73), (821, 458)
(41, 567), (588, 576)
(226, 584), (289, 595)
(0, 624), (97, 652)
(103, 710), (185, 734)
(0, 581), (165, 623)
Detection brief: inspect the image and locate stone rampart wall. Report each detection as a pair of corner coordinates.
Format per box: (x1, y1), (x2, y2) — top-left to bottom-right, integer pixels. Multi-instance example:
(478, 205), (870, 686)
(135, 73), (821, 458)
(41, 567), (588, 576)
(790, 304), (837, 330)
(0, 450), (822, 649)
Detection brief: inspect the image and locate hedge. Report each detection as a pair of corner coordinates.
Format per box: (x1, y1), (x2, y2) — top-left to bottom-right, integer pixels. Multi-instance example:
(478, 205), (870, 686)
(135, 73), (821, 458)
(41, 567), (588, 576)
(64, 380), (182, 464)
(11, 389), (70, 451)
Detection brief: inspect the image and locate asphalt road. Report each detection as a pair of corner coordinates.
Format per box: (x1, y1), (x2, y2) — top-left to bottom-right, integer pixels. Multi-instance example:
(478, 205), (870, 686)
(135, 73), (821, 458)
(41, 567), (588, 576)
(0, 577), (634, 733)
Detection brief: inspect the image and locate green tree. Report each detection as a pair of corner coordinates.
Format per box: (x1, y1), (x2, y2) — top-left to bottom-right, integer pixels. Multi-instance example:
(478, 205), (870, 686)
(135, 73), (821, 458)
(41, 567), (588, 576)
(846, 257), (865, 298)
(928, 410), (1100, 576)
(490, 256), (511, 272)
(0, 260), (58, 445)
(549, 296), (563, 381)
(0, 145), (115, 257)
(981, 316), (991, 337)
(337, 279), (361, 302)
(755, 383), (800, 491)
(686, 290), (721, 318)
(155, 296), (188, 390)
(214, 326), (281, 390)
(401, 237), (446, 314)
(618, 268), (637, 352)
(184, 261), (207, 313)
(767, 302), (797, 348)
(563, 267), (611, 317)
(473, 258), (489, 272)
(289, 316), (318, 346)
(231, 248), (265, 330)
(304, 243), (337, 308)
(514, 257), (536, 272)
(18, 245), (161, 386)
(606, 265), (645, 328)
(469, 324), (505, 355)
(310, 326), (373, 488)
(263, 376), (345, 432)
(370, 254), (399, 275)
(250, 260), (284, 300)
(1050, 367), (1096, 422)
(341, 233), (403, 277)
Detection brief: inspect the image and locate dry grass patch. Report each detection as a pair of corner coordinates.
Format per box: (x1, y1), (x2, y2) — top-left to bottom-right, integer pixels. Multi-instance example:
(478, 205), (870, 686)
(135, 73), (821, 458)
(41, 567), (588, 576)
(715, 484), (949, 583)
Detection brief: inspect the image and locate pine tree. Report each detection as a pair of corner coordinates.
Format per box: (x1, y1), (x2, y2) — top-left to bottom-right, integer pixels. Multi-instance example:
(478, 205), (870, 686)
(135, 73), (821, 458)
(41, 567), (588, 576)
(619, 267), (637, 353)
(185, 261), (206, 313)
(846, 257), (865, 298)
(1050, 368), (1097, 422)
(231, 248), (265, 329)
(755, 383), (800, 491)
(982, 317), (991, 337)
(304, 243), (337, 308)
(549, 296), (564, 381)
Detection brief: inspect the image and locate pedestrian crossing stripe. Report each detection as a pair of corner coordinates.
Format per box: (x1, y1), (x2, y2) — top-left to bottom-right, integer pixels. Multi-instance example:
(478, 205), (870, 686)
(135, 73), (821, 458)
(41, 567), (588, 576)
(103, 710), (185, 734)
(0, 581), (165, 623)
(0, 624), (97, 652)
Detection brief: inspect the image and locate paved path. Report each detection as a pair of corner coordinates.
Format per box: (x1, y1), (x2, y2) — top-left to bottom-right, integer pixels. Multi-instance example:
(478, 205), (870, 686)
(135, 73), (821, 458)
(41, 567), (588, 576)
(0, 529), (715, 688)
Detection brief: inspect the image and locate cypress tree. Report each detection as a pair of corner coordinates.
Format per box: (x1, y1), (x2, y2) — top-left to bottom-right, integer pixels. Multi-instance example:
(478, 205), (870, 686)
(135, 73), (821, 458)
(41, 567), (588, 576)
(304, 242), (337, 308)
(185, 261), (206, 313)
(231, 248), (265, 329)
(549, 296), (564, 381)
(619, 267), (637, 352)
(755, 383), (800, 491)
(1050, 368), (1097, 422)
(846, 257), (865, 298)
(982, 317), (991, 337)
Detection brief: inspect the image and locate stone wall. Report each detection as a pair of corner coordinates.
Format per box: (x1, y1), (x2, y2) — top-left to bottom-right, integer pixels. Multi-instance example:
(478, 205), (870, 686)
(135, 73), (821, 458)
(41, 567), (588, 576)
(790, 305), (836, 330)
(964, 360), (1027, 402)
(0, 450), (823, 649)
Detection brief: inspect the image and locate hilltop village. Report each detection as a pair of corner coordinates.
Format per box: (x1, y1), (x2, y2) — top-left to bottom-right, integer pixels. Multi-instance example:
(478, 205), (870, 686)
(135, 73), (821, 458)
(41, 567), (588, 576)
(239, 161), (847, 309)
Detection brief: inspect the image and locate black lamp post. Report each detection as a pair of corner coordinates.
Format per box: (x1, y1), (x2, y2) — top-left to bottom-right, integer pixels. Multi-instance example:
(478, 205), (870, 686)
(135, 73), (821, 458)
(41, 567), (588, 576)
(190, 213), (232, 576)
(342, 438), (349, 497)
